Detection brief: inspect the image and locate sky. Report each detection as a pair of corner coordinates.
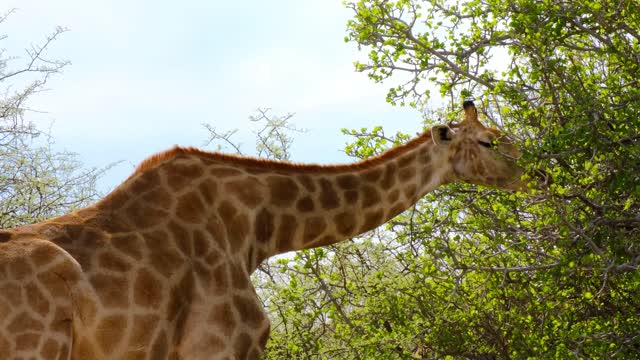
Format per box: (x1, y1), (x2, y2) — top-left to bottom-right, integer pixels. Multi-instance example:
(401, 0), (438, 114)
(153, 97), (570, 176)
(2, 0), (421, 193)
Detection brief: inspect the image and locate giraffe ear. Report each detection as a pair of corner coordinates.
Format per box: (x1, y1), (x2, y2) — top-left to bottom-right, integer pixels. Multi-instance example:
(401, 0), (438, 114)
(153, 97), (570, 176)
(432, 125), (454, 145)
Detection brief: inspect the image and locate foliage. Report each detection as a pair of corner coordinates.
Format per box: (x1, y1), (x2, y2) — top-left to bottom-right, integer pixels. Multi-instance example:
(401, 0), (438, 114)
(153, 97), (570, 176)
(259, 1), (640, 358)
(0, 10), (103, 228)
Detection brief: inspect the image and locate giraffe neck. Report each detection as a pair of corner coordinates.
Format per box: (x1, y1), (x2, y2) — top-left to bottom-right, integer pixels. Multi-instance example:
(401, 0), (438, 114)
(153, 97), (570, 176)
(264, 133), (451, 257)
(91, 131), (451, 273)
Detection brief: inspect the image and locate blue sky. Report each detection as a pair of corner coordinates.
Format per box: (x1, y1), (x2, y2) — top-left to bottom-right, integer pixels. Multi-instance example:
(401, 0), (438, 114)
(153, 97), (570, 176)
(3, 0), (421, 193)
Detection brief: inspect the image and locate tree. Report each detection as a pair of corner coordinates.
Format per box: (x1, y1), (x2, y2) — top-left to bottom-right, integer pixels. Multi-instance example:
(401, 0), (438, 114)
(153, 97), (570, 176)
(203, 108), (303, 160)
(0, 9), (103, 228)
(259, 1), (640, 358)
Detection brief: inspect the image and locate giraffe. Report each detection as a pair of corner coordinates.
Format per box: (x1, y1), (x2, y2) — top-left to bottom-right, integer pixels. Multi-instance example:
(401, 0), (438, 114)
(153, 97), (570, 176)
(0, 101), (526, 359)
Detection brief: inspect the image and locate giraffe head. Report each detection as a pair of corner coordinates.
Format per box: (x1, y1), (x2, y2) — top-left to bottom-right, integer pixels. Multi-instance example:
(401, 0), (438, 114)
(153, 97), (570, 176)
(432, 101), (526, 191)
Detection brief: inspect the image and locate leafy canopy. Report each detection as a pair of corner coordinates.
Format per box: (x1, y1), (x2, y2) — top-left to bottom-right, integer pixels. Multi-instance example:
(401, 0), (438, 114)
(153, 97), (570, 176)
(260, 0), (640, 358)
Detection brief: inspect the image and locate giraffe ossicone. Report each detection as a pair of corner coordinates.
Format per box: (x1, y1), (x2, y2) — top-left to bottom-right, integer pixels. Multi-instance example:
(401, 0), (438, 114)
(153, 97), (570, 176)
(0, 101), (526, 359)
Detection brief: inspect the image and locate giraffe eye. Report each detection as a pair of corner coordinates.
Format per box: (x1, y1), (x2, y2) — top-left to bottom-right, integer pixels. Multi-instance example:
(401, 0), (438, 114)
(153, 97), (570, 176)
(479, 140), (493, 148)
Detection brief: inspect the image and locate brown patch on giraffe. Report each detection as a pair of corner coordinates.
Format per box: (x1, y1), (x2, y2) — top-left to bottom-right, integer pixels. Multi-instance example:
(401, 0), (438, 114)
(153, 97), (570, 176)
(8, 312), (44, 332)
(210, 167), (244, 178)
(124, 201), (168, 229)
(218, 201), (237, 224)
(419, 147), (431, 163)
(168, 221), (192, 256)
(50, 306), (73, 334)
(192, 230), (210, 257)
(398, 152), (417, 168)
(176, 191), (206, 224)
(268, 176), (299, 207)
(37, 268), (73, 299)
(72, 336), (98, 359)
(387, 189), (400, 203)
(129, 170), (161, 194)
(94, 211), (131, 233)
(336, 174), (360, 189)
(297, 174), (316, 192)
(207, 215), (227, 250)
(30, 243), (58, 267)
(362, 185), (381, 209)
(150, 331), (169, 360)
(141, 186), (173, 210)
(197, 178), (218, 203)
(171, 297), (190, 349)
(344, 190), (359, 204)
(0, 231), (11, 243)
(124, 350), (146, 360)
(164, 162), (204, 191)
(255, 208), (275, 244)
(206, 335), (226, 354)
(249, 348), (262, 360)
(79, 226), (108, 246)
(388, 203), (406, 219)
(45, 225), (71, 245)
(89, 273), (129, 308)
(40, 339), (59, 360)
(0, 298), (9, 321)
(296, 196), (314, 212)
(381, 163), (397, 189)
(335, 212), (357, 236)
(212, 264), (230, 292)
(146, 230), (185, 278)
(233, 332), (252, 360)
(319, 178), (340, 210)
(129, 314), (160, 348)
(134, 268), (163, 308)
(303, 217), (326, 244)
(225, 177), (263, 208)
(98, 252), (131, 273)
(111, 233), (143, 260)
(231, 263), (250, 290)
(208, 302), (237, 333)
(399, 166), (416, 180)
(8, 256), (32, 280)
(404, 184), (418, 202)
(167, 272), (194, 323)
(193, 335), (226, 354)
(0, 334), (9, 355)
(25, 282), (49, 317)
(15, 333), (41, 351)
(59, 343), (70, 359)
(255, 248), (268, 267)
(276, 215), (297, 252)
(228, 214), (250, 253)
(77, 294), (99, 328)
(33, 271), (69, 305)
(96, 314), (127, 352)
(361, 209), (384, 233)
(362, 168), (383, 182)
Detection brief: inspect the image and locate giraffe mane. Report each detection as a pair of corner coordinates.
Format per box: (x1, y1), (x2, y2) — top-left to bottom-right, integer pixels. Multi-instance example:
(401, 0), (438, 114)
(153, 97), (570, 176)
(132, 130), (434, 176)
